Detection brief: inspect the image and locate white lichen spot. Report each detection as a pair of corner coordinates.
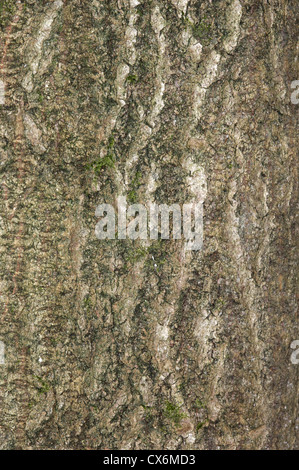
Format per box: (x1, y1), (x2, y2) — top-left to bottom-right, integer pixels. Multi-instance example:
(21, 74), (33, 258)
(171, 0), (189, 15)
(24, 114), (46, 152)
(151, 5), (166, 35)
(186, 432), (196, 444)
(116, 63), (130, 101)
(188, 41), (203, 62)
(0, 80), (5, 104)
(0, 341), (5, 365)
(181, 30), (191, 47)
(156, 323), (169, 359)
(125, 26), (137, 65)
(223, 0), (242, 53)
(194, 315), (218, 362)
(149, 81), (165, 127)
(194, 51), (220, 119)
(22, 72), (34, 93)
(29, 0), (63, 75)
(149, 6), (167, 127)
(201, 51), (221, 89)
(147, 164), (159, 198)
(157, 324), (169, 341)
(130, 0), (140, 7)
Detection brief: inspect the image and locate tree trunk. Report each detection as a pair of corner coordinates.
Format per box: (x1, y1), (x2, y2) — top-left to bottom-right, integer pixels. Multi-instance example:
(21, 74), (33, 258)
(0, 0), (298, 450)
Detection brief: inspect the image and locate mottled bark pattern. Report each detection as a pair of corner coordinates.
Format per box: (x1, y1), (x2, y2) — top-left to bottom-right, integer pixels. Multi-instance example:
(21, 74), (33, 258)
(0, 0), (298, 450)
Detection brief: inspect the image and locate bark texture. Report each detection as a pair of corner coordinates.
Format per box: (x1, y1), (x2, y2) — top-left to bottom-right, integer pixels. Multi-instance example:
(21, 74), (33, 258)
(0, 0), (298, 450)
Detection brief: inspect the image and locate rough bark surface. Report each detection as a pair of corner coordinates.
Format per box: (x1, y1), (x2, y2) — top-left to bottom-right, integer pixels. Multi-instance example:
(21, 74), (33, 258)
(0, 0), (298, 450)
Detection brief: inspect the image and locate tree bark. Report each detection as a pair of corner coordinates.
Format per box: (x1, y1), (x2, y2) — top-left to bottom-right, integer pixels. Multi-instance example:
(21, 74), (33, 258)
(0, 0), (298, 449)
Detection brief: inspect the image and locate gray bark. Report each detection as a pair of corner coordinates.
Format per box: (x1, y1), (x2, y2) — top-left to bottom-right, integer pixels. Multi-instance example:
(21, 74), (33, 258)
(0, 0), (298, 449)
